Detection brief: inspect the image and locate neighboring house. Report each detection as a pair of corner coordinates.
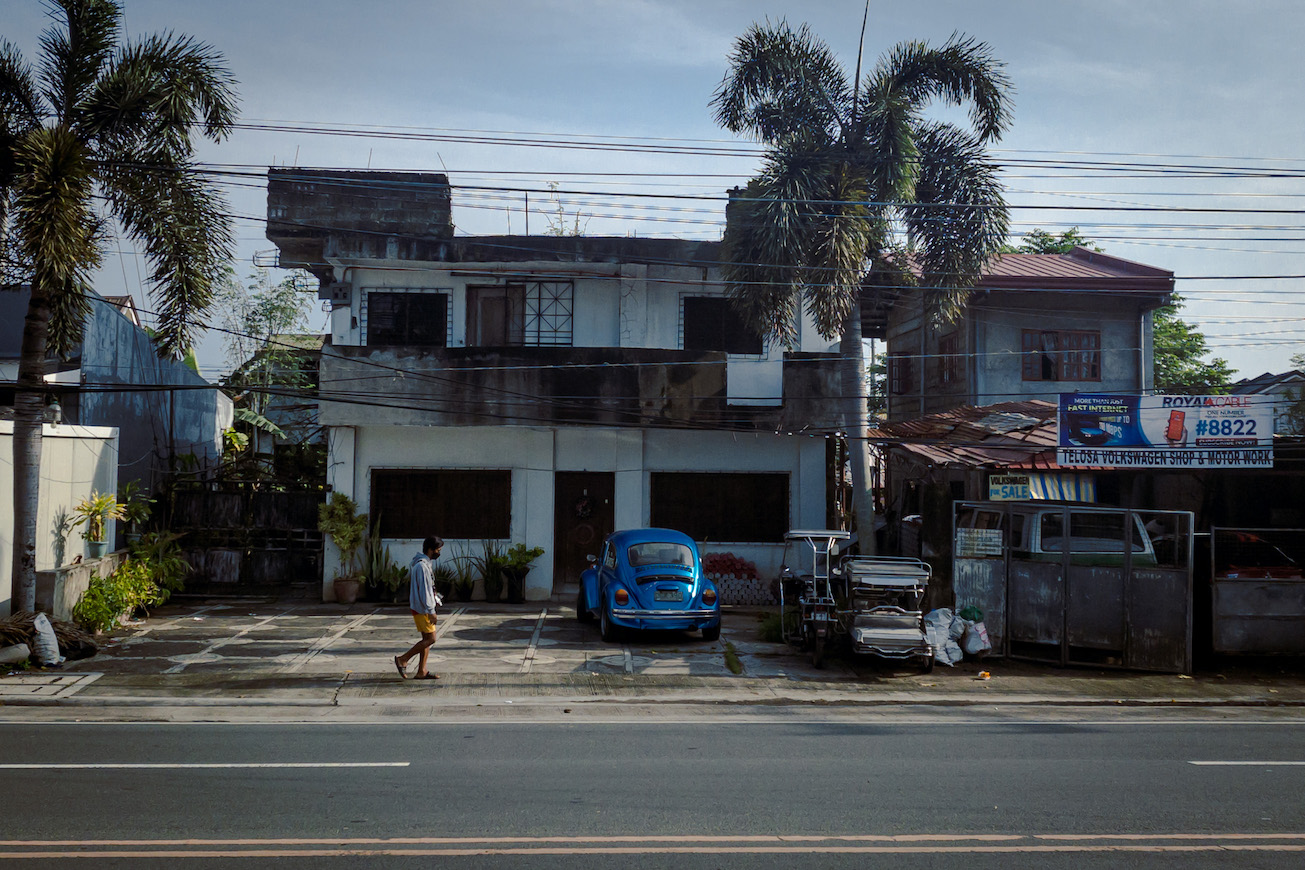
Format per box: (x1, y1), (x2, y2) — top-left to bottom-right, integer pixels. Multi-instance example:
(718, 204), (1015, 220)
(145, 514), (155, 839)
(869, 248), (1175, 421)
(1230, 369), (1305, 434)
(229, 332), (326, 457)
(266, 169), (843, 601)
(0, 287), (233, 506)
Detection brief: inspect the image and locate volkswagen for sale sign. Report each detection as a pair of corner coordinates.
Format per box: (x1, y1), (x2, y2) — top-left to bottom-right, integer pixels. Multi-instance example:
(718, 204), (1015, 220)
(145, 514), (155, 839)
(1057, 394), (1274, 469)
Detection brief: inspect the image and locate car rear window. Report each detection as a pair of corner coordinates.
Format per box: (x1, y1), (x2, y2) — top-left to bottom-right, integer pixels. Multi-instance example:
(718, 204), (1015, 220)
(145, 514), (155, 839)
(627, 543), (694, 567)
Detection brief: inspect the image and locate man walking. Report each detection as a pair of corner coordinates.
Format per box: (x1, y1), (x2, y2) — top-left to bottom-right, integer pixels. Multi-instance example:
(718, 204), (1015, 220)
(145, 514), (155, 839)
(395, 535), (443, 680)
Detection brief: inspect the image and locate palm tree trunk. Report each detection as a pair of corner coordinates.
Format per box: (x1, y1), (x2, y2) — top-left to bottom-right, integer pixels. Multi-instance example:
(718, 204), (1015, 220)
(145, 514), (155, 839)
(839, 302), (876, 555)
(11, 289), (52, 612)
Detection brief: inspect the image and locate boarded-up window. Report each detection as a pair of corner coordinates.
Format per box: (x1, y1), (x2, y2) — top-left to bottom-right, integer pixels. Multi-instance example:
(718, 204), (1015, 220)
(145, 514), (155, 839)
(650, 472), (788, 542)
(1021, 330), (1101, 381)
(366, 292), (449, 347)
(371, 470), (510, 539)
(683, 297), (763, 355)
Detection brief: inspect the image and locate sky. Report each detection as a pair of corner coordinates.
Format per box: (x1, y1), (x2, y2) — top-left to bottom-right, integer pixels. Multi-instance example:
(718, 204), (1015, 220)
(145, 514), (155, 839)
(6, 0), (1305, 382)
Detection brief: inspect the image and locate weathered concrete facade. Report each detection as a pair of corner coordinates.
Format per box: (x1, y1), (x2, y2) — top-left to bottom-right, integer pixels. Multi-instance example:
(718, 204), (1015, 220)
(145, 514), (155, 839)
(875, 249), (1174, 421)
(267, 170), (844, 601)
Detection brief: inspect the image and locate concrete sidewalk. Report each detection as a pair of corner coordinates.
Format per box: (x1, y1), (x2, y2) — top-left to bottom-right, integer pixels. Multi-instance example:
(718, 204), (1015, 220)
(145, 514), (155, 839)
(3, 598), (1304, 712)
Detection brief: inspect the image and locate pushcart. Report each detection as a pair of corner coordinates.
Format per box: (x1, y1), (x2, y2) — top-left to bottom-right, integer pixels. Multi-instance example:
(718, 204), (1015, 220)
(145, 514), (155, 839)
(777, 529), (934, 671)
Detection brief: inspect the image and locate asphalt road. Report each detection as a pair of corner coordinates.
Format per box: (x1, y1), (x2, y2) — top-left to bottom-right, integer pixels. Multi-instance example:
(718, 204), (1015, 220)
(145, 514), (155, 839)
(2, 716), (1302, 868)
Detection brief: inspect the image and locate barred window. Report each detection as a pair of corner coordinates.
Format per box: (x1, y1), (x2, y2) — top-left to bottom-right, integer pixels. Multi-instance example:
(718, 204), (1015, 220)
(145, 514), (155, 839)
(371, 470), (510, 539)
(650, 472), (788, 542)
(1022, 330), (1101, 381)
(939, 332), (960, 386)
(366, 291), (448, 347)
(468, 281), (573, 347)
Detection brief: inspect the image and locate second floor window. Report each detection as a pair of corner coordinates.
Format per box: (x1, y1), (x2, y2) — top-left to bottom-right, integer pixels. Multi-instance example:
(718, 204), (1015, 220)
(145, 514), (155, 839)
(366, 291), (449, 347)
(1022, 330), (1101, 381)
(889, 352), (913, 395)
(682, 296), (763, 355)
(938, 332), (960, 387)
(467, 281), (573, 347)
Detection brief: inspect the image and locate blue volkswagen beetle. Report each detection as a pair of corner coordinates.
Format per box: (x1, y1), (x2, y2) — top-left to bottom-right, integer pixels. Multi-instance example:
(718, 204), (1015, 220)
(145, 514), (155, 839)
(576, 528), (721, 642)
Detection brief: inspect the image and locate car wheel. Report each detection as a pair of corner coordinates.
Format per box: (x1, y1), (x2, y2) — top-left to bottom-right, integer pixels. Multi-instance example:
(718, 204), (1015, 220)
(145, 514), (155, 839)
(701, 621), (721, 642)
(576, 587), (593, 623)
(600, 604), (619, 643)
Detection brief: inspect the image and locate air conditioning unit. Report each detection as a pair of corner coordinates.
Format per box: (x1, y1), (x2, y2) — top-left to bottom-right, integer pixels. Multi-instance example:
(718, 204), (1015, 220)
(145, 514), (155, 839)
(320, 281), (351, 303)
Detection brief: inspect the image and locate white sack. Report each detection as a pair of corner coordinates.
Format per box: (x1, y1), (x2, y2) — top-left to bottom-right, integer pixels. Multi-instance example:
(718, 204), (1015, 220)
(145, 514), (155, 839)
(31, 613), (65, 667)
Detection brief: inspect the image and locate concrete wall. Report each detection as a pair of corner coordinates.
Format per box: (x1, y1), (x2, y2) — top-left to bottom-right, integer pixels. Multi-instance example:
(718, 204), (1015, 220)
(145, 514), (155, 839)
(320, 424), (825, 602)
(1, 423), (118, 617)
(78, 295), (231, 497)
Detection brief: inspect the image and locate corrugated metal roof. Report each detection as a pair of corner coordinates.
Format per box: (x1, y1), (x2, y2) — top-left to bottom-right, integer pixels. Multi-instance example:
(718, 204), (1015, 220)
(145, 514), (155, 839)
(868, 400), (1083, 469)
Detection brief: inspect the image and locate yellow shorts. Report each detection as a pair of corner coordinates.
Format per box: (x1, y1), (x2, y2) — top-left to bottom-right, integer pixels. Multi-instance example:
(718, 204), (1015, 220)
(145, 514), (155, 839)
(412, 611), (437, 635)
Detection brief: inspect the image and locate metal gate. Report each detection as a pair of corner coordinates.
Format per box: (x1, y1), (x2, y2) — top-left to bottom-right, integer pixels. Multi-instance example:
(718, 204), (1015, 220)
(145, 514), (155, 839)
(1210, 527), (1305, 654)
(953, 501), (1194, 673)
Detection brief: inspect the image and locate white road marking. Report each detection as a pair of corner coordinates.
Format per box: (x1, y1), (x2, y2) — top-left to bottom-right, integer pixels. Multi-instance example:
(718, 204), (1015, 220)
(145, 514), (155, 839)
(0, 762), (409, 769)
(1189, 761), (1305, 766)
(519, 608), (549, 674)
(163, 611), (290, 674)
(281, 612), (373, 672)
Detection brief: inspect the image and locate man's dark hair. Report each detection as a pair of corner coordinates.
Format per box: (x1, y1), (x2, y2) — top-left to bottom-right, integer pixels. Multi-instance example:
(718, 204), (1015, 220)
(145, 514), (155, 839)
(423, 536), (444, 553)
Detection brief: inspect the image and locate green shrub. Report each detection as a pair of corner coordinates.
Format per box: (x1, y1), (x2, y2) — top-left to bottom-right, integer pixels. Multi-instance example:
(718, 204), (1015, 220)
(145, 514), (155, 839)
(73, 559), (167, 633)
(129, 531), (190, 599)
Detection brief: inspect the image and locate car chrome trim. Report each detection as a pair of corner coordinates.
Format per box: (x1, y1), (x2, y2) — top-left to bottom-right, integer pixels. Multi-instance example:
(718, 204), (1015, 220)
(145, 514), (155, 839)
(612, 608), (718, 619)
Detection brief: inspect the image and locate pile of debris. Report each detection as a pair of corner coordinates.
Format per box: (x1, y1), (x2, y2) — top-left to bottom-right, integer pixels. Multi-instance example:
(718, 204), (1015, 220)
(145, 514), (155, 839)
(924, 606), (991, 666)
(0, 611), (98, 668)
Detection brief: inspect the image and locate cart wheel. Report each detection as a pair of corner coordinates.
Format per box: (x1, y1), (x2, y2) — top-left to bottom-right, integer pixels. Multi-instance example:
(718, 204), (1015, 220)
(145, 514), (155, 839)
(811, 634), (826, 669)
(918, 654), (935, 674)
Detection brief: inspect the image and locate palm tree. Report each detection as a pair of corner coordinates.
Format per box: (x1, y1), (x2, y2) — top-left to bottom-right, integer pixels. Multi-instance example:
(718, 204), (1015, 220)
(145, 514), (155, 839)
(711, 18), (1011, 550)
(1, 0), (237, 611)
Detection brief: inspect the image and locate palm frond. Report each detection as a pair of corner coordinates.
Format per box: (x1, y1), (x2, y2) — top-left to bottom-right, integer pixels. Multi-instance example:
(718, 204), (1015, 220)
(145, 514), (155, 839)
(83, 32), (238, 150)
(39, 0), (120, 123)
(0, 41), (45, 135)
(711, 20), (850, 146)
(101, 155), (233, 356)
(860, 34), (1012, 145)
(12, 125), (101, 351)
(900, 122), (1009, 324)
(801, 167), (873, 339)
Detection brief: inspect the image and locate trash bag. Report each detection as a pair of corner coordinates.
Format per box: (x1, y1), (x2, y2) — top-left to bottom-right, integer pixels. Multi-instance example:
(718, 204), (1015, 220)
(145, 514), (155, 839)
(924, 609), (964, 666)
(31, 613), (65, 667)
(962, 621), (992, 657)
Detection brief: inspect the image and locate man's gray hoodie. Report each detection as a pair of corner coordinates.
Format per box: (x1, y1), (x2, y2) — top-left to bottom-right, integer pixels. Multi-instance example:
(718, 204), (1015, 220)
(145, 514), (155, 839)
(409, 552), (439, 615)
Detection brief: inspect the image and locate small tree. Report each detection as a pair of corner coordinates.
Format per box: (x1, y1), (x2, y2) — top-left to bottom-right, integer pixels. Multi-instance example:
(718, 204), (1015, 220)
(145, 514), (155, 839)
(1152, 295), (1236, 395)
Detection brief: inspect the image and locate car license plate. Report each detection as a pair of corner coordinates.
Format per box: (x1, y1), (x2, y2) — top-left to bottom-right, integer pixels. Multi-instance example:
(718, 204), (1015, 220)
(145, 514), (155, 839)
(654, 589), (682, 602)
(814, 611), (829, 621)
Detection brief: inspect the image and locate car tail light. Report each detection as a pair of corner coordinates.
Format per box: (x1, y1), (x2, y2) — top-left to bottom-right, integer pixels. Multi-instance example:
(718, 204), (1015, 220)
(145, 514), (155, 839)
(702, 588), (717, 605)
(615, 588), (629, 606)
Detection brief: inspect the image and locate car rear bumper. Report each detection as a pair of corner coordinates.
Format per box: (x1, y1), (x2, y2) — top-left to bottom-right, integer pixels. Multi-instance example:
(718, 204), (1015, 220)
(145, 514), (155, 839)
(611, 608), (720, 631)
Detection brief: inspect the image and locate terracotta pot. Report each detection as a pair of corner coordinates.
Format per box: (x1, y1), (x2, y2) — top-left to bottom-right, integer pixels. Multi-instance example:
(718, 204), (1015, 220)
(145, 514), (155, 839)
(333, 576), (361, 605)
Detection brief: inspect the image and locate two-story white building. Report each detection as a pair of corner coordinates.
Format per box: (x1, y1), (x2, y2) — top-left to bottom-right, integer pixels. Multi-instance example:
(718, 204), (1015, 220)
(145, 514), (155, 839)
(266, 170), (845, 601)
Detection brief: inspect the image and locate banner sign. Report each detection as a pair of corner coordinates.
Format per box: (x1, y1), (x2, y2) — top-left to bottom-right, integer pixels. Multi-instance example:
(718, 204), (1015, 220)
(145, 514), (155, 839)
(1057, 394), (1274, 469)
(988, 474), (1032, 501)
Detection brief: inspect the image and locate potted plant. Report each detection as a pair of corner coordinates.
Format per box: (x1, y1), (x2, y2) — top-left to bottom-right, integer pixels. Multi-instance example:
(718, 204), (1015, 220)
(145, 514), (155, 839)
(317, 492), (367, 604)
(447, 546), (477, 602)
(361, 514), (406, 602)
(71, 491), (126, 559)
(431, 564), (455, 602)
(503, 543), (545, 603)
(118, 480), (155, 544)
(475, 540), (509, 602)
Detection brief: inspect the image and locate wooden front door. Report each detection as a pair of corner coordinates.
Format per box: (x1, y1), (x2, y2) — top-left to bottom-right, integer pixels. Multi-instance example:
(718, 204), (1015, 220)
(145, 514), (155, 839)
(553, 472), (615, 592)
